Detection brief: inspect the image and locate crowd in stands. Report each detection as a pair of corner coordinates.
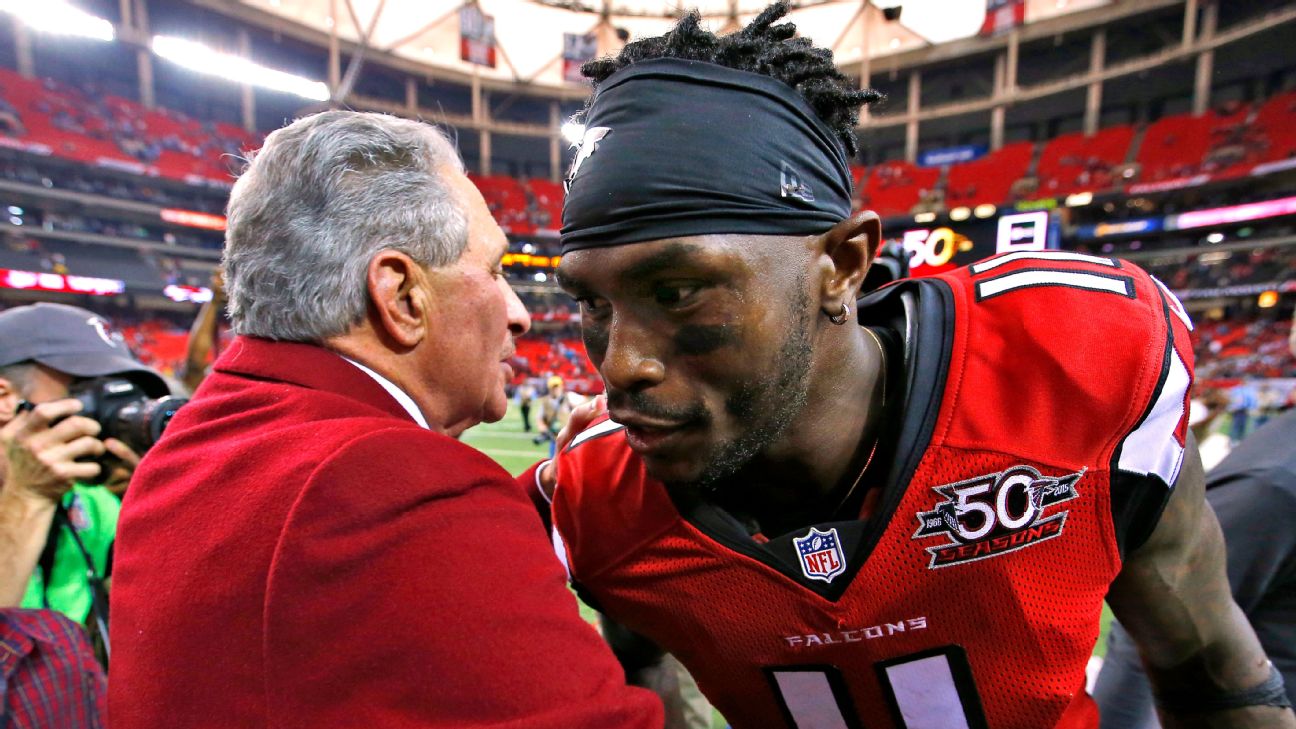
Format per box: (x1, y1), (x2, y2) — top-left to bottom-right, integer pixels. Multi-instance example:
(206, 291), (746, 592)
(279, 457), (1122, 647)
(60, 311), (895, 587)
(4, 62), (1296, 230)
(0, 156), (228, 214)
(1035, 125), (1136, 199)
(855, 91), (1296, 219)
(857, 161), (941, 218)
(1147, 246), (1296, 293)
(32, 211), (220, 250)
(1194, 315), (1296, 383)
(0, 67), (257, 186)
(1137, 95), (1296, 184)
(469, 173), (564, 236)
(0, 230), (215, 290)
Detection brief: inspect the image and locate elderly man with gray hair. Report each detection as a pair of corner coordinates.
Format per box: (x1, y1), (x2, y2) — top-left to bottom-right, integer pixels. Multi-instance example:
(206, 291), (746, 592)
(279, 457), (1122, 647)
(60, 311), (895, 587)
(107, 111), (662, 728)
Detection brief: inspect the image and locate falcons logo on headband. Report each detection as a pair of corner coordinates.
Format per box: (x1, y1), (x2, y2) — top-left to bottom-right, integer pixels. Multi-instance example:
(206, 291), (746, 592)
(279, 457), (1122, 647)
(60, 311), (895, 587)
(565, 126), (611, 191)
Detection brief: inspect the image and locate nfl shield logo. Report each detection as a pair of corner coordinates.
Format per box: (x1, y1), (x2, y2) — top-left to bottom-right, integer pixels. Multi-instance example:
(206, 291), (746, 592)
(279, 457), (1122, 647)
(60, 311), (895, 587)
(793, 527), (846, 583)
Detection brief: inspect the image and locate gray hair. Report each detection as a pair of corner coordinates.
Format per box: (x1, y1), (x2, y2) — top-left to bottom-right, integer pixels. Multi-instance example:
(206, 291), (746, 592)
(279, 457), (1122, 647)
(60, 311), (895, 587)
(0, 362), (36, 394)
(223, 110), (468, 342)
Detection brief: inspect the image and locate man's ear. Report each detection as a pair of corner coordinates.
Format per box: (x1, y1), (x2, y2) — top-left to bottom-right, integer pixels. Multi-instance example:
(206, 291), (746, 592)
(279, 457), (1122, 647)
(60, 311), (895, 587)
(366, 250), (428, 350)
(813, 209), (883, 310)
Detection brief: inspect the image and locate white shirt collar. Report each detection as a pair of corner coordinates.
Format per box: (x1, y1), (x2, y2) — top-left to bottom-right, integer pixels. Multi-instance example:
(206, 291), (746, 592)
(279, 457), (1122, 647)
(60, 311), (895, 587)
(341, 356), (430, 430)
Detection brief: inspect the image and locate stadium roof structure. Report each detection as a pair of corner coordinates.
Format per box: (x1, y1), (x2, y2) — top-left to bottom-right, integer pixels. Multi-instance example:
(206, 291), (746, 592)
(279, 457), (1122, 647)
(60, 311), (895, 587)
(219, 0), (1113, 91)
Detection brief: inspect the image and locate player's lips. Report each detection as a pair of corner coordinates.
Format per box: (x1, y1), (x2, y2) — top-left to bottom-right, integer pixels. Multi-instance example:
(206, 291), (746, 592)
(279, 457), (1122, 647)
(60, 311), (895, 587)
(612, 412), (697, 453)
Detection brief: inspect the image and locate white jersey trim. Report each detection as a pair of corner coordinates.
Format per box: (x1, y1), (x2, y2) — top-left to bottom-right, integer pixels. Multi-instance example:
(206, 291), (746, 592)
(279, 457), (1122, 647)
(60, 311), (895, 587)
(976, 269), (1133, 300)
(569, 418), (626, 449)
(1151, 275), (1194, 331)
(534, 460), (554, 504)
(1117, 347), (1190, 487)
(970, 250), (1117, 273)
(551, 524), (572, 581)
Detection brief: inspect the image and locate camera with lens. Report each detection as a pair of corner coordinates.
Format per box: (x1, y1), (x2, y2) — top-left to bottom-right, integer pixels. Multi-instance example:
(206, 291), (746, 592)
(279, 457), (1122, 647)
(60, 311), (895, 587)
(67, 377), (187, 483)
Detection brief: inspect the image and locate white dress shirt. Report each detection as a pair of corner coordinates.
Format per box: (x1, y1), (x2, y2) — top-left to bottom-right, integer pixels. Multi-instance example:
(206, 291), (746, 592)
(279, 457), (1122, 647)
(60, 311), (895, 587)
(341, 356), (430, 430)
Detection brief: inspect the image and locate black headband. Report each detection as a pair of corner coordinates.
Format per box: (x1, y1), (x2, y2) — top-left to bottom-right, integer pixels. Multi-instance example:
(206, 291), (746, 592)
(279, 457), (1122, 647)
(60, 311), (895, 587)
(560, 58), (854, 254)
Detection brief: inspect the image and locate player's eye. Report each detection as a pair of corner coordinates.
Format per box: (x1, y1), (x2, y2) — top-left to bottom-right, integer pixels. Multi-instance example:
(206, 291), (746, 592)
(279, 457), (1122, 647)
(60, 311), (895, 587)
(653, 283), (702, 308)
(575, 296), (610, 318)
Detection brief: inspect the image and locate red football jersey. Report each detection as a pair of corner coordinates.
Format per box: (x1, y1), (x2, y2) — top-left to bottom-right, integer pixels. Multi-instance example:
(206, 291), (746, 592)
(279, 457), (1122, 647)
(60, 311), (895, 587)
(552, 251), (1196, 729)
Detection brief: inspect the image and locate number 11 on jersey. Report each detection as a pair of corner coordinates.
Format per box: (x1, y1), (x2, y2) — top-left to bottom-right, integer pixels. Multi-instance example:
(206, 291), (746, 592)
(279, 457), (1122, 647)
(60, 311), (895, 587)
(766, 646), (989, 728)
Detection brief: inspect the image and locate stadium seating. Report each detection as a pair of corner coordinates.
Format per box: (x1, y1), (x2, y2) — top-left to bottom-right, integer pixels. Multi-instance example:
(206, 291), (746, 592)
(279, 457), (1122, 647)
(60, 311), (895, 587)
(944, 141), (1034, 207)
(858, 161), (940, 218)
(1192, 316), (1295, 384)
(506, 335), (600, 393)
(526, 178), (564, 233)
(1136, 113), (1215, 183)
(1251, 90), (1296, 166)
(1035, 125), (1135, 197)
(0, 67), (252, 186)
(468, 173), (535, 234)
(7, 63), (1296, 229)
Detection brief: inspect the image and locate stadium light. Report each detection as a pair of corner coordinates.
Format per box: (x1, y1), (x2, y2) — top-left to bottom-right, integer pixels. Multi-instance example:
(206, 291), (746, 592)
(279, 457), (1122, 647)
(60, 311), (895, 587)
(0, 0), (115, 42)
(561, 121), (586, 146)
(0, 0), (114, 41)
(973, 204), (997, 219)
(1206, 232), (1225, 244)
(151, 35), (330, 102)
(949, 206), (971, 222)
(1257, 291), (1279, 309)
(1064, 192), (1093, 207)
(913, 212), (936, 224)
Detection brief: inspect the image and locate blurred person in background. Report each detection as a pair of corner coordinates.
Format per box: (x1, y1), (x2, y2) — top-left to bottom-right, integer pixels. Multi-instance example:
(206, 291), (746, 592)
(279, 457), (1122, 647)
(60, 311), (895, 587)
(108, 110), (661, 729)
(534, 375), (574, 455)
(0, 303), (166, 637)
(518, 378), (536, 432)
(1190, 387), (1233, 471)
(1290, 308), (1296, 367)
(180, 267), (226, 393)
(1229, 381), (1259, 443)
(1094, 401), (1296, 727)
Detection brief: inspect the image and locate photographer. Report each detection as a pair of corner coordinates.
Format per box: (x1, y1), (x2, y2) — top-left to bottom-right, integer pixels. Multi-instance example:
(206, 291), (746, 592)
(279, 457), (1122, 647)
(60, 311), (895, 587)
(0, 302), (170, 630)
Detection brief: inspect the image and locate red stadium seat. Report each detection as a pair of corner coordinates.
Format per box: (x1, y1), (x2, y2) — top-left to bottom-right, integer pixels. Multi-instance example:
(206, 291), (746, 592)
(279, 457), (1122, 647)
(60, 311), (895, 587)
(945, 141), (1033, 207)
(1036, 125), (1134, 196)
(859, 161), (939, 218)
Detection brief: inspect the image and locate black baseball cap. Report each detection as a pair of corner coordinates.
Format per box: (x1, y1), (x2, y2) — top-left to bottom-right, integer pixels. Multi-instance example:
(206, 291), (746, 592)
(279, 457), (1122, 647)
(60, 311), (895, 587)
(0, 303), (169, 396)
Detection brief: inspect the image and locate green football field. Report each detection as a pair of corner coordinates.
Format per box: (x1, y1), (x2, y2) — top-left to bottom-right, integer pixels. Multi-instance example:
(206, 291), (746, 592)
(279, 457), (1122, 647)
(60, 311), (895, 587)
(463, 405), (1114, 726)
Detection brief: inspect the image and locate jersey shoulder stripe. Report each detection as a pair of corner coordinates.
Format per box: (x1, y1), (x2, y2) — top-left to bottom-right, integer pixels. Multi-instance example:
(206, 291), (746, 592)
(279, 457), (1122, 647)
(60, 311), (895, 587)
(567, 417), (626, 451)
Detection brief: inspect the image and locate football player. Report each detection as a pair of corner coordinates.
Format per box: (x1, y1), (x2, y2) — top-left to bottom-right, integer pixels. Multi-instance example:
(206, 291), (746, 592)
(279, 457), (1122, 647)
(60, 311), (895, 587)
(533, 3), (1296, 728)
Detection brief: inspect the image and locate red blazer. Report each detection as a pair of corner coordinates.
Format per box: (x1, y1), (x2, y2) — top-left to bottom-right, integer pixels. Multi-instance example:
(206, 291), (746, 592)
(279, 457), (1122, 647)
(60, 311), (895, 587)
(108, 337), (661, 729)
